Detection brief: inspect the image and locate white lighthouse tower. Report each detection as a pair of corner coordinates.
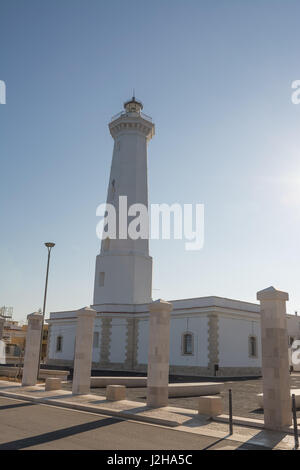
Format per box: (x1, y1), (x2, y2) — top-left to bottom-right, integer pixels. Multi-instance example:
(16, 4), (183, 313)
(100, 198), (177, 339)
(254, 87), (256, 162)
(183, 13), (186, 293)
(93, 97), (155, 306)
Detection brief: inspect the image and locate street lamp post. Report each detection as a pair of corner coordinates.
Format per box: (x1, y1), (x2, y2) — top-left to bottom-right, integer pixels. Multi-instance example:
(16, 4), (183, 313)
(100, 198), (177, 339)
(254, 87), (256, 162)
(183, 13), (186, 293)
(37, 242), (55, 379)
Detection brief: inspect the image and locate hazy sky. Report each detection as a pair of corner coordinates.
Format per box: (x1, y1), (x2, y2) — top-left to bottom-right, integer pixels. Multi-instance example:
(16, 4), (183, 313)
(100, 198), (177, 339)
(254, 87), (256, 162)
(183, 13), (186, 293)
(1, 0), (300, 321)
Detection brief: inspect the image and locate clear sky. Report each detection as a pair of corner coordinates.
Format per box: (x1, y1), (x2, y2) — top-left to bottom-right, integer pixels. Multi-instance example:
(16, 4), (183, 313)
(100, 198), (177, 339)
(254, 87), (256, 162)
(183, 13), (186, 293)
(1, 0), (300, 321)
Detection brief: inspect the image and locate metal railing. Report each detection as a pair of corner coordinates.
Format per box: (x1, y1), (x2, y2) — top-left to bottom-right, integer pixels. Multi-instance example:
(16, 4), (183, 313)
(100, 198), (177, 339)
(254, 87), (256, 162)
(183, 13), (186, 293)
(110, 111), (152, 123)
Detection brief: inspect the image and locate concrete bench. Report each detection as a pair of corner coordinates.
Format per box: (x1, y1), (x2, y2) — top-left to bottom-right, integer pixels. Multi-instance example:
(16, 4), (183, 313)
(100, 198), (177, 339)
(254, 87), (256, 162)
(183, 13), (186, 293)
(106, 385), (126, 401)
(91, 377), (147, 388)
(168, 382), (224, 397)
(0, 366), (20, 378)
(45, 377), (62, 391)
(257, 389), (300, 408)
(198, 395), (223, 417)
(39, 369), (70, 381)
(0, 366), (69, 381)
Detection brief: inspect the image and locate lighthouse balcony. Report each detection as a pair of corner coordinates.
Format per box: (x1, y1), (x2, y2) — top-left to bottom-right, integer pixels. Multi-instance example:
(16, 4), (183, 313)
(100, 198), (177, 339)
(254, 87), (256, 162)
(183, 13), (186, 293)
(110, 110), (152, 123)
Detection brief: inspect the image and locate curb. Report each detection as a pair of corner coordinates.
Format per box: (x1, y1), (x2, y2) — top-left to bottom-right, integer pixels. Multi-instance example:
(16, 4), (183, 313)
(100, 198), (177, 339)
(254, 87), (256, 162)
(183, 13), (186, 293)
(0, 390), (180, 428)
(214, 414), (296, 435)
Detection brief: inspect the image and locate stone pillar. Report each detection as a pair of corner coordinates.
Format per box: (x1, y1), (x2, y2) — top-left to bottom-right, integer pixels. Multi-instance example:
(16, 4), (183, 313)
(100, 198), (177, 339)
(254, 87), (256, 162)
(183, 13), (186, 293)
(257, 286), (292, 430)
(22, 312), (43, 386)
(0, 317), (5, 340)
(147, 299), (173, 408)
(72, 306), (96, 395)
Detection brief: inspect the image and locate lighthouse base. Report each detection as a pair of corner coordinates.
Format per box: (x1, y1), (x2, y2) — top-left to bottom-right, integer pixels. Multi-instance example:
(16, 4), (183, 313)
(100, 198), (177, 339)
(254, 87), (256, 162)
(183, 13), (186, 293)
(93, 252), (152, 305)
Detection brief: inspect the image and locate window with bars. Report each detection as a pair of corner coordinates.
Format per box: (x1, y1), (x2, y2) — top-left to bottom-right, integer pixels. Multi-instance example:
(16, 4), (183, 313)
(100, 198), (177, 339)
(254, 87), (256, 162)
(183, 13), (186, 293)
(99, 272), (105, 287)
(289, 336), (295, 346)
(93, 331), (100, 348)
(249, 335), (257, 358)
(182, 332), (194, 355)
(56, 335), (63, 352)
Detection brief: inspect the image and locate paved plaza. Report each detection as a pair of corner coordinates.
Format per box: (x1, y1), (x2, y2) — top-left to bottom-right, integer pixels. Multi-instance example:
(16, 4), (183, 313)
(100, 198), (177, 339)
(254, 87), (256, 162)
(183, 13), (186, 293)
(4, 372), (300, 422)
(53, 372), (300, 421)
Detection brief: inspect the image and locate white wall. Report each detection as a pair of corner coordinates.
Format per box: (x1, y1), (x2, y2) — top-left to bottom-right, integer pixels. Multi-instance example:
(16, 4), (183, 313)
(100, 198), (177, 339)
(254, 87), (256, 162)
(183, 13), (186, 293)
(48, 323), (76, 361)
(170, 315), (208, 367)
(218, 317), (261, 367)
(109, 318), (127, 363)
(137, 318), (149, 364)
(47, 312), (264, 371)
(137, 314), (209, 367)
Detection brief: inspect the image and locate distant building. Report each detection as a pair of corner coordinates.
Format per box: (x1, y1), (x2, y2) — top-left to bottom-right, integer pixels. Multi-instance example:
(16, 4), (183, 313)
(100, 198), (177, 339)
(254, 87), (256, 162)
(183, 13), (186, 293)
(0, 306), (13, 320)
(1, 315), (26, 363)
(0, 305), (49, 364)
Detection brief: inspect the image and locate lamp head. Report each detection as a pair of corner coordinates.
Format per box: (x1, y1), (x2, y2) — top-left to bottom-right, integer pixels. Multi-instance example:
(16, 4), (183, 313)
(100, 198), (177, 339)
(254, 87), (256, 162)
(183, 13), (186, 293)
(45, 242), (55, 248)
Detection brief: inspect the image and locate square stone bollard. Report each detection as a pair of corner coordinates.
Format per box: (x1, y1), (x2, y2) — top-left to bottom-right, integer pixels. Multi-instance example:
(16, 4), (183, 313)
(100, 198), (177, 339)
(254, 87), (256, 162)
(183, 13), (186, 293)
(45, 377), (62, 391)
(198, 396), (223, 417)
(106, 385), (126, 401)
(257, 286), (292, 431)
(22, 312), (43, 387)
(72, 306), (96, 395)
(147, 299), (173, 408)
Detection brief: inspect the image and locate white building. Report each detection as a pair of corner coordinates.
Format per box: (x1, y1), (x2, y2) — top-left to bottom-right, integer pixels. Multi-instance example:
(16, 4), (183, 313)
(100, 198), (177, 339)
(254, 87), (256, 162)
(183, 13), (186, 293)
(46, 97), (300, 377)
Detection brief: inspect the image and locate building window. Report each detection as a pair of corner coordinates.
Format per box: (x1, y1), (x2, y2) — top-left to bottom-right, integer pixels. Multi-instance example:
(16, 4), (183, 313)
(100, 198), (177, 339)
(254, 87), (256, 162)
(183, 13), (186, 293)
(111, 178), (116, 199)
(93, 331), (99, 348)
(249, 335), (257, 358)
(99, 272), (105, 287)
(289, 336), (295, 346)
(182, 332), (194, 355)
(56, 335), (63, 352)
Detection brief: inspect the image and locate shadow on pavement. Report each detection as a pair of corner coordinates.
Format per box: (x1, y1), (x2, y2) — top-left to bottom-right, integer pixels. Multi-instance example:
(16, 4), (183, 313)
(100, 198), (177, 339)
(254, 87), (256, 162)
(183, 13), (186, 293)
(0, 401), (36, 411)
(0, 416), (120, 450)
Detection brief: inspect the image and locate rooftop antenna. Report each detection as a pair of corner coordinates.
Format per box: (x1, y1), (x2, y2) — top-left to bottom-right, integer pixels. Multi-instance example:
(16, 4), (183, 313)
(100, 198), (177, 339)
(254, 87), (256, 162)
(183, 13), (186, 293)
(133, 88), (135, 100)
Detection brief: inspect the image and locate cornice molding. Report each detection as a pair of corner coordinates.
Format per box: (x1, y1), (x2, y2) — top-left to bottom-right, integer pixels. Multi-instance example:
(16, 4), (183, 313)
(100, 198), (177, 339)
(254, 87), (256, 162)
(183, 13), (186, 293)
(109, 116), (155, 141)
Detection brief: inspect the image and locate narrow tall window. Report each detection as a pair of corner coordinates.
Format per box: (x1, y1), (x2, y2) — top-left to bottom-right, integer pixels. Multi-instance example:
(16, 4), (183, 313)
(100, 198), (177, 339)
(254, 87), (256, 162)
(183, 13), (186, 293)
(111, 179), (116, 199)
(56, 335), (63, 352)
(93, 331), (99, 348)
(249, 336), (257, 358)
(182, 332), (193, 355)
(99, 272), (105, 287)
